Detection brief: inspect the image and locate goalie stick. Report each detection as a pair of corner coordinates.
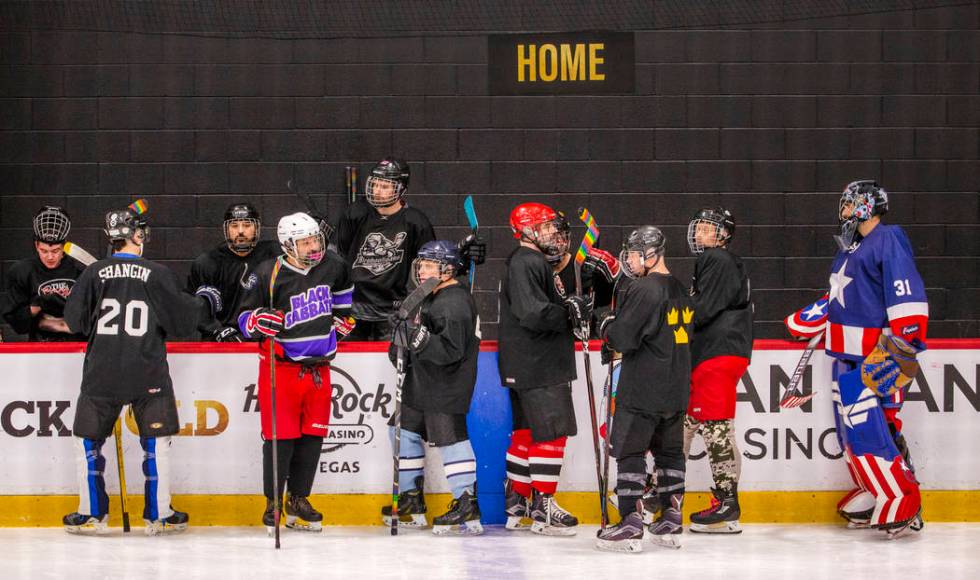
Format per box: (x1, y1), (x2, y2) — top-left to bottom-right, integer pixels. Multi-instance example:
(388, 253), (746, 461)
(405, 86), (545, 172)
(779, 331), (823, 408)
(389, 277), (440, 535)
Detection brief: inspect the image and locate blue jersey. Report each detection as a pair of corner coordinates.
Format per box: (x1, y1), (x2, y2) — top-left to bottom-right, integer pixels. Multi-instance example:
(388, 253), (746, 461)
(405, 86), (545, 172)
(238, 252), (353, 362)
(826, 224), (928, 361)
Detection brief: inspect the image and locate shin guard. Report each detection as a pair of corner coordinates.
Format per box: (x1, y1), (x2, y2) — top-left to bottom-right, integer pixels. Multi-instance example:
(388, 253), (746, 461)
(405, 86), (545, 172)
(529, 436), (567, 495)
(75, 437), (109, 517)
(505, 429), (532, 498)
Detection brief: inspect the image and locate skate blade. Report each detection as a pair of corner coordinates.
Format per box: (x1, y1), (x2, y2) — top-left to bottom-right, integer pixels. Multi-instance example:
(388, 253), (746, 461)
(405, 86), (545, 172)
(285, 516), (322, 532)
(884, 516), (924, 540)
(846, 520), (872, 529)
(381, 514), (428, 529)
(649, 534), (682, 549)
(64, 521), (109, 536)
(531, 521), (577, 537)
(595, 538), (643, 553)
(505, 515), (532, 531)
(143, 521), (188, 536)
(689, 520), (742, 534)
(433, 520), (484, 536)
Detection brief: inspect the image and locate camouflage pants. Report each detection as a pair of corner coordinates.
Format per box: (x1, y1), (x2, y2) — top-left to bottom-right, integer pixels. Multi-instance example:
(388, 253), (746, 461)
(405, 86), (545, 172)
(683, 415), (741, 493)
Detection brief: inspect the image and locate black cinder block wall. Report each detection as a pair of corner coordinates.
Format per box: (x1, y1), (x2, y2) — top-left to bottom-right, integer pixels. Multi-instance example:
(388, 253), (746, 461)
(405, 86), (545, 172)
(1, 2), (977, 340)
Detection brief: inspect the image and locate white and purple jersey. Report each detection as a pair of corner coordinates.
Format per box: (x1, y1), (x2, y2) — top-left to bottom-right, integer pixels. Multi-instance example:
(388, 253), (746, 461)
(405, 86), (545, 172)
(238, 251), (353, 362)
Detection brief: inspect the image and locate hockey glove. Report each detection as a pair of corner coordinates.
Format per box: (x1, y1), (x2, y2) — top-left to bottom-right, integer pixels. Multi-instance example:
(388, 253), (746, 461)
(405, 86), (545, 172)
(333, 315), (356, 340)
(212, 326), (243, 343)
(246, 308), (285, 338)
(565, 295), (594, 331)
(408, 323), (431, 352)
(458, 234), (487, 266)
(195, 285), (223, 318)
(583, 248), (621, 284)
(600, 340), (616, 365)
(597, 311), (616, 340)
(861, 334), (924, 397)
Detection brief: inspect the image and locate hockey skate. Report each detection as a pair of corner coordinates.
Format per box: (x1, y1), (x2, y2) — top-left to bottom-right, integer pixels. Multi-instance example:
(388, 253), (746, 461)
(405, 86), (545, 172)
(432, 489), (483, 536)
(144, 507), (189, 536)
(263, 497), (282, 536)
(285, 494), (323, 532)
(689, 486), (742, 534)
(884, 509), (925, 540)
(648, 494), (683, 549)
(63, 512), (109, 535)
(381, 477), (428, 529)
(504, 479), (531, 531)
(606, 490), (659, 525)
(530, 490), (578, 537)
(595, 501), (645, 554)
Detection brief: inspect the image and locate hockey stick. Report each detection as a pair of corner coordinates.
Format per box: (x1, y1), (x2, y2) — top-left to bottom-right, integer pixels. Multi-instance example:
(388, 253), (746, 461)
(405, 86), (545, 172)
(113, 414), (131, 533)
(389, 277), (440, 536)
(345, 166), (358, 205)
(463, 195), (479, 290)
(63, 242), (97, 266)
(573, 207), (606, 527)
(268, 257), (283, 549)
(779, 331), (824, 408)
(599, 359), (619, 527)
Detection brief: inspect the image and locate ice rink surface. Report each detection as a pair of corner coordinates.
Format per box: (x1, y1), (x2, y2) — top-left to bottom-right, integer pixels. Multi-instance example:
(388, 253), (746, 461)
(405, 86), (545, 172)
(2, 524), (978, 580)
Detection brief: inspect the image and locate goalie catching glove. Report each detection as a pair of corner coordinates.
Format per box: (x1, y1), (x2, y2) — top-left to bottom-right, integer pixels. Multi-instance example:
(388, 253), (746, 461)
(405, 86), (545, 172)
(861, 334), (924, 397)
(245, 307), (285, 338)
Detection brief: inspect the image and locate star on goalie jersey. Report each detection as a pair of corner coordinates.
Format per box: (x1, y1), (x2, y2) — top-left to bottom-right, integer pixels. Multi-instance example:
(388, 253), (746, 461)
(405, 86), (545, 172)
(237, 255), (353, 361)
(824, 224), (928, 361)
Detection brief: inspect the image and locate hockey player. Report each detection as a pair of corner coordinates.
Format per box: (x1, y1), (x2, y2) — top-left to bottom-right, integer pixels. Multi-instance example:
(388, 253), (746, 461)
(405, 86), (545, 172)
(787, 180), (927, 538)
(595, 226), (694, 553)
(683, 208), (753, 534)
(499, 202), (591, 536)
(2, 206), (85, 341)
(62, 207), (212, 535)
(381, 241), (482, 535)
(237, 212), (354, 533)
(333, 158), (435, 341)
(187, 202), (281, 341)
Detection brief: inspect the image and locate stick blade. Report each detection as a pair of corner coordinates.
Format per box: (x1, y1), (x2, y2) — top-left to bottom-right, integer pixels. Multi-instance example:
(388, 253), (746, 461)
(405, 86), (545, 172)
(779, 389), (817, 408)
(463, 195), (478, 230)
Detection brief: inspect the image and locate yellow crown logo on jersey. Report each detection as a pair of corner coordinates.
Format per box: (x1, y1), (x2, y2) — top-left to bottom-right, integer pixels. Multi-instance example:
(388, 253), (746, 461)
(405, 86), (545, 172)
(682, 307), (694, 324)
(667, 307), (678, 326)
(673, 326), (689, 344)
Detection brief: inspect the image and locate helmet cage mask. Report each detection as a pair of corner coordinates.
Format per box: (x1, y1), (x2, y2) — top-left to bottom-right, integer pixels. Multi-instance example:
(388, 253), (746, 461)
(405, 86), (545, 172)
(283, 232), (325, 268)
(33, 206), (71, 244)
(365, 176), (405, 208)
(223, 217), (260, 253)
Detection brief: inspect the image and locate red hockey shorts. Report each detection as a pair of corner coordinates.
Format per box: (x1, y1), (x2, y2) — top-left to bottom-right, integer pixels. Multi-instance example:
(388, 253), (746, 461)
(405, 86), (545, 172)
(257, 350), (332, 440)
(688, 355), (750, 421)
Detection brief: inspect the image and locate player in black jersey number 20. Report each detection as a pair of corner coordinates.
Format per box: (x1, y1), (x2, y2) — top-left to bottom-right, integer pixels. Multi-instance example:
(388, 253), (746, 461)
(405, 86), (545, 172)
(62, 207), (213, 535)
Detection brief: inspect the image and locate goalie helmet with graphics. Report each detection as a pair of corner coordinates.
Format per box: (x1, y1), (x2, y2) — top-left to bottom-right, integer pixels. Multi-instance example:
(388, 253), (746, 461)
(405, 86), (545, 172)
(622, 225), (666, 278)
(105, 208), (148, 244)
(223, 202), (261, 253)
(365, 157), (410, 208)
(687, 207), (735, 255)
(412, 240), (463, 286)
(278, 212), (324, 268)
(509, 202), (567, 258)
(33, 206), (71, 244)
(837, 179), (888, 248)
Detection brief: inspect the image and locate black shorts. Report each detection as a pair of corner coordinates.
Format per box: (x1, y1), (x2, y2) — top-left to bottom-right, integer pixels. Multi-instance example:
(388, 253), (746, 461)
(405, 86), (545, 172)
(610, 408), (685, 471)
(390, 403), (469, 447)
(510, 383), (577, 442)
(73, 392), (180, 440)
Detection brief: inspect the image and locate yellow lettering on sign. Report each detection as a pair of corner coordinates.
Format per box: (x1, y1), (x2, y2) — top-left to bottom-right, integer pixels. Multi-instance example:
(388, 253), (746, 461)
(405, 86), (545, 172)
(561, 43), (585, 81)
(539, 43), (558, 81)
(517, 44), (535, 82)
(589, 43), (605, 80)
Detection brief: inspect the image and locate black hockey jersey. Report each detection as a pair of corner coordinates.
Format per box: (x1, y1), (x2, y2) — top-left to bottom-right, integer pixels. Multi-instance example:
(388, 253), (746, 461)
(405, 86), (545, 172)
(498, 247), (576, 391)
(690, 248), (753, 366)
(237, 253), (353, 362)
(403, 282), (480, 415)
(2, 255), (86, 341)
(333, 200), (435, 321)
(186, 240), (281, 334)
(64, 254), (209, 399)
(606, 272), (694, 414)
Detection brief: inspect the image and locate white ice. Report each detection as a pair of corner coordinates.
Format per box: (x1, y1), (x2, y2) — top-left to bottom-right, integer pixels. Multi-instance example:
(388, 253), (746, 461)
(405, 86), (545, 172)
(2, 524), (978, 580)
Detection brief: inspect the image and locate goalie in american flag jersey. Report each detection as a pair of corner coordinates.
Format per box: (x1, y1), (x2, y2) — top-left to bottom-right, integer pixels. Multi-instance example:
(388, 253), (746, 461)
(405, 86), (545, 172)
(785, 180), (927, 537)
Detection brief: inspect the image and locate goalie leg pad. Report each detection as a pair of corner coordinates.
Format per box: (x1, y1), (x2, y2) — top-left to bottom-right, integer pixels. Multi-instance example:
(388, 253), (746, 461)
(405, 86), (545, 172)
(836, 368), (920, 529)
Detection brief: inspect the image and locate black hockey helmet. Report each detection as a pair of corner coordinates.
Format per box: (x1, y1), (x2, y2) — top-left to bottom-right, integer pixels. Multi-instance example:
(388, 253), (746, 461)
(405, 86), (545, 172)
(622, 225), (666, 277)
(223, 202), (261, 252)
(365, 157), (410, 208)
(413, 239), (462, 285)
(33, 206), (71, 244)
(687, 207), (735, 254)
(105, 208), (148, 243)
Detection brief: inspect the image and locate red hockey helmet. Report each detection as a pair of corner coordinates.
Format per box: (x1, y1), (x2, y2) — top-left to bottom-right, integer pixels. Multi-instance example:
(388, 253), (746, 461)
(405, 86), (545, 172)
(509, 202), (557, 239)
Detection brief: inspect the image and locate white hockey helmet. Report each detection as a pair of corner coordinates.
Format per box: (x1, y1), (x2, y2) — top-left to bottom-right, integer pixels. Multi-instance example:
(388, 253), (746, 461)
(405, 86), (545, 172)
(278, 212), (325, 268)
